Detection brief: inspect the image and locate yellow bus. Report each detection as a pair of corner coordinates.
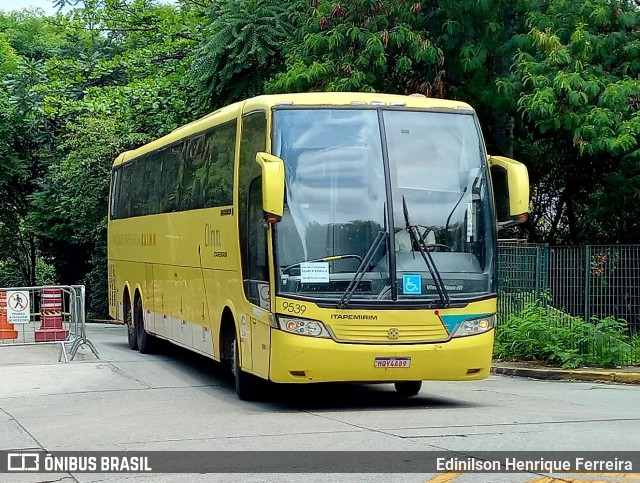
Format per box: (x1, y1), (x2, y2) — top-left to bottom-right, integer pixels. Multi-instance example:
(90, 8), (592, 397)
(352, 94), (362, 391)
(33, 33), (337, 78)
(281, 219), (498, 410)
(108, 92), (529, 400)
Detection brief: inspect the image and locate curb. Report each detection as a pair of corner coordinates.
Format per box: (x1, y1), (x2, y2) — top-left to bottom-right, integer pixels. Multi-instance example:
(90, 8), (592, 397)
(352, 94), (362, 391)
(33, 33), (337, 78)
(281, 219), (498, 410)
(492, 365), (640, 384)
(86, 319), (124, 325)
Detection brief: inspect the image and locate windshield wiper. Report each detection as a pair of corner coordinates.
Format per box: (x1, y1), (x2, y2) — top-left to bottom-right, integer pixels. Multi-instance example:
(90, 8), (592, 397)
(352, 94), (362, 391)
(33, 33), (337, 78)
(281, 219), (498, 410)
(337, 230), (387, 309)
(402, 196), (451, 307)
(446, 166), (485, 233)
(445, 186), (467, 234)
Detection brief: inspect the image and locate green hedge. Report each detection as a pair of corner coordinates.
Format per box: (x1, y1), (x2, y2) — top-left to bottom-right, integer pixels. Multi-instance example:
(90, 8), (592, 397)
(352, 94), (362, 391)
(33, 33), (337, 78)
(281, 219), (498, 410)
(494, 302), (640, 368)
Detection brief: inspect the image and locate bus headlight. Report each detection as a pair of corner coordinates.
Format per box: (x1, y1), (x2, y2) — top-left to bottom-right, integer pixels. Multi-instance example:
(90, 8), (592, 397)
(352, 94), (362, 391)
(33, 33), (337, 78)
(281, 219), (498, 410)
(452, 315), (496, 337)
(277, 316), (331, 338)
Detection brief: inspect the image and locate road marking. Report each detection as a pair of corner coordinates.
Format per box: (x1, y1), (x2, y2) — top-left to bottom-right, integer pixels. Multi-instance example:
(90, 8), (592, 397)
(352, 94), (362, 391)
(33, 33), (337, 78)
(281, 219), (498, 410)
(426, 472), (462, 483)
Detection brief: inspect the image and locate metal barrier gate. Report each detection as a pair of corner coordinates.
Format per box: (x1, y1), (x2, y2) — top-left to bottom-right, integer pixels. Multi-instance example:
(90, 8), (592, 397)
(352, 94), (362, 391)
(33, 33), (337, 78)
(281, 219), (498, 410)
(0, 285), (99, 362)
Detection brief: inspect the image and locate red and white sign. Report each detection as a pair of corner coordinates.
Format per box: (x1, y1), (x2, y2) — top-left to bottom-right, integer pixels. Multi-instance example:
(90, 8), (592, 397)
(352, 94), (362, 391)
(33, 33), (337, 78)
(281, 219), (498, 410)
(7, 291), (30, 324)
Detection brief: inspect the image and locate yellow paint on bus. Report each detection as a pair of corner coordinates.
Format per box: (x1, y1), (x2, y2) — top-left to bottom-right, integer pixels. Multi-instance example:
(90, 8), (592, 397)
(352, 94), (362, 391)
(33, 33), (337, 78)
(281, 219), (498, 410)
(108, 92), (529, 399)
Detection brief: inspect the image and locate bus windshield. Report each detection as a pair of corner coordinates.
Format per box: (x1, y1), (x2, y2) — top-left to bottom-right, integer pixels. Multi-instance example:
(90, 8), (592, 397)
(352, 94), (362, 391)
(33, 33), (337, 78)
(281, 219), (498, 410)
(273, 108), (495, 304)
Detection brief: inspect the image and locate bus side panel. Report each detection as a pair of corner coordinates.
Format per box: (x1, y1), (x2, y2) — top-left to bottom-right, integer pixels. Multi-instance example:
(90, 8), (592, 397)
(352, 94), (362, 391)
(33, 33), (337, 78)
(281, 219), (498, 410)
(144, 263), (155, 333)
(251, 316), (270, 379)
(108, 261), (118, 320)
(173, 267), (193, 348)
(153, 263), (172, 339)
(117, 261), (146, 312)
(203, 274), (235, 362)
(184, 209), (240, 359)
(185, 266), (214, 357)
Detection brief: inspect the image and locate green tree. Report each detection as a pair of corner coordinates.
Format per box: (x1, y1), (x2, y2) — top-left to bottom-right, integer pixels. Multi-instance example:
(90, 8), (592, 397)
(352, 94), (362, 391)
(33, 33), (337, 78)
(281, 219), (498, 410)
(417, 0), (531, 155)
(30, 113), (148, 315)
(268, 0), (444, 94)
(1, 2), (208, 314)
(499, 0), (640, 243)
(0, 12), (67, 287)
(192, 0), (304, 108)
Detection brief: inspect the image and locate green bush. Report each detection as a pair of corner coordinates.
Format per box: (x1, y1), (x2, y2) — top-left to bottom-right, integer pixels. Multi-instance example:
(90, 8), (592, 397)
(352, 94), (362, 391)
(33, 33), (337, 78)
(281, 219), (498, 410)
(494, 302), (639, 368)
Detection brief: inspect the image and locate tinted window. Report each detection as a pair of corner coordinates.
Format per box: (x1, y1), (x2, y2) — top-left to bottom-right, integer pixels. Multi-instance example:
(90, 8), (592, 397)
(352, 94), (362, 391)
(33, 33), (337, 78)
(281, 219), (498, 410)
(238, 111), (268, 304)
(180, 135), (206, 210)
(159, 146), (180, 213)
(110, 170), (119, 218)
(204, 121), (236, 207)
(110, 119), (237, 219)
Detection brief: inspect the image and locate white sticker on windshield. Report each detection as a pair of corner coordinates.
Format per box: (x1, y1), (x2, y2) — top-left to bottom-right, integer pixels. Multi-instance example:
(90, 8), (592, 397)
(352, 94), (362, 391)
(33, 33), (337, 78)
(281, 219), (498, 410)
(300, 262), (330, 283)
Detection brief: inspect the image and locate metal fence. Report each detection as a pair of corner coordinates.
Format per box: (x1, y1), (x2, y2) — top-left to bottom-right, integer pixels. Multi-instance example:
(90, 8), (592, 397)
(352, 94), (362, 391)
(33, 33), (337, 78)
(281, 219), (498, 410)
(0, 285), (98, 362)
(497, 242), (640, 365)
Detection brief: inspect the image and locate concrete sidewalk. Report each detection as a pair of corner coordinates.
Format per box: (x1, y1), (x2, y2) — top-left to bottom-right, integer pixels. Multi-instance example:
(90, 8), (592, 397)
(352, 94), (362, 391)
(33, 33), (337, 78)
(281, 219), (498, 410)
(492, 361), (640, 384)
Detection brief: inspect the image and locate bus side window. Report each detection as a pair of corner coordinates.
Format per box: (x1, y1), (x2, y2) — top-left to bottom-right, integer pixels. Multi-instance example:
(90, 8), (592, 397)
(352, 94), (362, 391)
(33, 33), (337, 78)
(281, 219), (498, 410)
(119, 162), (132, 219)
(248, 177), (267, 280)
(239, 110), (268, 305)
(144, 152), (161, 215)
(204, 120), (235, 207)
(130, 159), (147, 217)
(159, 146), (180, 213)
(180, 134), (207, 211)
(110, 168), (120, 219)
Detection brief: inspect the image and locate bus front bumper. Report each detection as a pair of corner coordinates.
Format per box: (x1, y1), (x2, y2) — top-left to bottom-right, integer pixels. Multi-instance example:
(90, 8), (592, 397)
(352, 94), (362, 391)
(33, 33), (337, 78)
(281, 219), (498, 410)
(268, 329), (494, 383)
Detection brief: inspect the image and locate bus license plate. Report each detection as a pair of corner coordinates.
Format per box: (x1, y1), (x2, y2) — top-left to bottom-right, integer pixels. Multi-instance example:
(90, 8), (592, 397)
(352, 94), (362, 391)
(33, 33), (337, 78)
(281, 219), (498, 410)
(374, 357), (411, 368)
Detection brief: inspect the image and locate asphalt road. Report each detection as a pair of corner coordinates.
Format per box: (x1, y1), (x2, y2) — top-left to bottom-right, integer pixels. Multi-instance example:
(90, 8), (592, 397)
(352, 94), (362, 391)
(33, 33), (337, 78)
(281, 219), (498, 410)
(1, 324), (639, 482)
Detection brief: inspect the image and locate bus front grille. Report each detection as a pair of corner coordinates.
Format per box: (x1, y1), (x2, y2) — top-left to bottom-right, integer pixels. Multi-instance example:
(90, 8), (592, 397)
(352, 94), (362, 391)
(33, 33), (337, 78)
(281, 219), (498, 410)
(328, 323), (448, 343)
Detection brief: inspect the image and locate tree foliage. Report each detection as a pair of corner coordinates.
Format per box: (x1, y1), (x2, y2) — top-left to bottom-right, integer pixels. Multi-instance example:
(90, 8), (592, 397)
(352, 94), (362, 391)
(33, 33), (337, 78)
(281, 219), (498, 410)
(0, 2), (205, 314)
(0, 0), (639, 316)
(269, 0), (444, 94)
(499, 0), (640, 243)
(192, 0), (304, 107)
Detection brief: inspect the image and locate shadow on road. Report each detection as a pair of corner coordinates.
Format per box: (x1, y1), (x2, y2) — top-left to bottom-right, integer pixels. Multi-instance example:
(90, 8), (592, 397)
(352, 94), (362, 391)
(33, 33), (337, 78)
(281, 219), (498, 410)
(263, 383), (481, 412)
(103, 330), (482, 411)
(158, 344), (480, 411)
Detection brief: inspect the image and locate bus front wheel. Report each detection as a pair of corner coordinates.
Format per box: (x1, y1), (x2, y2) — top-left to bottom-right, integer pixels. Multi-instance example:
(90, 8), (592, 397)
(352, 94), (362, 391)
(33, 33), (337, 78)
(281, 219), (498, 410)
(231, 333), (261, 401)
(394, 381), (422, 397)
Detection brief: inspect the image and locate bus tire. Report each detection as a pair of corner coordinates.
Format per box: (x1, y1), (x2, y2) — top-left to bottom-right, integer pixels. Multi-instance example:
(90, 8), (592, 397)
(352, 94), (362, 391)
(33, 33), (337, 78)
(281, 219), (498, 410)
(394, 381), (422, 397)
(231, 332), (261, 401)
(124, 293), (137, 350)
(135, 296), (156, 354)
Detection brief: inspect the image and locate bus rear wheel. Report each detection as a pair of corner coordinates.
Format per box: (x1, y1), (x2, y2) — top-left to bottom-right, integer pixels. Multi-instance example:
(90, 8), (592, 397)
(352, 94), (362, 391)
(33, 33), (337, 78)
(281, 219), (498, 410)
(124, 294), (137, 350)
(394, 381), (422, 397)
(135, 296), (157, 354)
(231, 332), (262, 401)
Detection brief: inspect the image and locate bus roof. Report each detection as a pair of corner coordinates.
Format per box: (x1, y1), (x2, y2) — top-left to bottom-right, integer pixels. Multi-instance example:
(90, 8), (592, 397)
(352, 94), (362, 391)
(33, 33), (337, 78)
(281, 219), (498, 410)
(112, 92), (474, 167)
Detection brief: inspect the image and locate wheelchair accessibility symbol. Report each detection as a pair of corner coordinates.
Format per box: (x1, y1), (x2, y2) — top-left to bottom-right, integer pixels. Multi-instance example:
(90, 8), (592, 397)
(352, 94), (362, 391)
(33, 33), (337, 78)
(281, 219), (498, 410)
(402, 274), (422, 294)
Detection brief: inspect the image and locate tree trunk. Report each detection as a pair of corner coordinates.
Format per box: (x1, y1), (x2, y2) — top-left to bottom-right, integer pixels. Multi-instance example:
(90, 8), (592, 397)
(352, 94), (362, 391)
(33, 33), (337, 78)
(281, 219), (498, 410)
(547, 190), (566, 245)
(29, 236), (36, 286)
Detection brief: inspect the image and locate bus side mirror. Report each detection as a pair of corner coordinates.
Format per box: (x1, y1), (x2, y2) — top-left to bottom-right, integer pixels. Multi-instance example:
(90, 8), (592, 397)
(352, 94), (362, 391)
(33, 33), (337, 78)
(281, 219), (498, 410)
(488, 155), (529, 229)
(255, 152), (285, 223)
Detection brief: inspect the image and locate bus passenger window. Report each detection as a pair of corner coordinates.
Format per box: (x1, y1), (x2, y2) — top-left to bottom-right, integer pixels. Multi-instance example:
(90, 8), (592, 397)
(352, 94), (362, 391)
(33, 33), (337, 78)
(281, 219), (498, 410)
(119, 163), (132, 219)
(159, 147), (180, 213)
(179, 138), (204, 211)
(145, 153), (161, 215)
(204, 120), (235, 207)
(239, 110), (268, 305)
(248, 177), (268, 281)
